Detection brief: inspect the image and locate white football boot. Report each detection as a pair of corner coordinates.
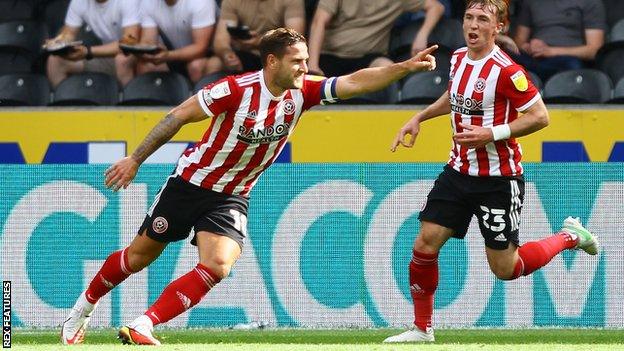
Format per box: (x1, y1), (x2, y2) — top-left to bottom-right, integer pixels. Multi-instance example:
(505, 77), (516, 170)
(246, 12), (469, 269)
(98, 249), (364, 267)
(562, 216), (599, 255)
(383, 327), (435, 343)
(118, 315), (162, 346)
(61, 291), (98, 345)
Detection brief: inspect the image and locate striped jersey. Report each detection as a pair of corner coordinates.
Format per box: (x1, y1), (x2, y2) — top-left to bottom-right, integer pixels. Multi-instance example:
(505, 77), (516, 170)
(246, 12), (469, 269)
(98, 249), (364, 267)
(447, 45), (540, 177)
(175, 70), (338, 196)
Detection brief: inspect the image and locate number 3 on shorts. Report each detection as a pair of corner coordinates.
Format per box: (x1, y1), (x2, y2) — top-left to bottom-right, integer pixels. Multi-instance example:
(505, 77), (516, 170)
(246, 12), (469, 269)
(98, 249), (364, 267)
(479, 205), (506, 232)
(229, 209), (248, 236)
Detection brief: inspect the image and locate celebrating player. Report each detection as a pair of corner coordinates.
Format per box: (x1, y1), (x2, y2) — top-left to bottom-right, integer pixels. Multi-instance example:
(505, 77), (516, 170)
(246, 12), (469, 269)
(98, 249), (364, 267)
(386, 0), (599, 343)
(61, 28), (437, 345)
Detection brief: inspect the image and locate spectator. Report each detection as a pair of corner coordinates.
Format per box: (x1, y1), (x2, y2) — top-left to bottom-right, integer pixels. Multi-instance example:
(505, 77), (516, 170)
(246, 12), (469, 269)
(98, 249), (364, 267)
(307, 0), (445, 77)
(137, 0), (221, 84)
(213, 0), (306, 73)
(44, 0), (140, 87)
(513, 0), (606, 81)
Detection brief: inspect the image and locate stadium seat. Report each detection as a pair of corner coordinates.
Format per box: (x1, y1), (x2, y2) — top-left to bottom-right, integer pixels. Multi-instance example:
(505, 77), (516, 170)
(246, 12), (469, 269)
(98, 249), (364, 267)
(607, 77), (624, 104)
(119, 72), (190, 106)
(340, 82), (399, 104)
(595, 47), (624, 85)
(609, 19), (624, 43)
(0, 52), (33, 74)
(193, 72), (228, 93)
(0, 0), (35, 21)
(389, 18), (464, 59)
(0, 73), (50, 106)
(77, 24), (103, 47)
(42, 0), (70, 36)
(50, 73), (119, 106)
(528, 71), (543, 91)
(0, 20), (46, 56)
(398, 71), (448, 104)
(602, 0), (624, 29)
(543, 69), (612, 104)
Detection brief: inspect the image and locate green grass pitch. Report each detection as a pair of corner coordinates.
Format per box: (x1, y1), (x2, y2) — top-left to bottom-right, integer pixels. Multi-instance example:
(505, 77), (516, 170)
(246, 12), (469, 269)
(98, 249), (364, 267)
(11, 328), (624, 350)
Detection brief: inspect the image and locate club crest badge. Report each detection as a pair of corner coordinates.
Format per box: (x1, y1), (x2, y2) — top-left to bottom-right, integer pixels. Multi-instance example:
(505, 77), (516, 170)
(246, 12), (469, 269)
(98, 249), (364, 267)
(152, 216), (168, 234)
(282, 99), (296, 115)
(474, 78), (486, 93)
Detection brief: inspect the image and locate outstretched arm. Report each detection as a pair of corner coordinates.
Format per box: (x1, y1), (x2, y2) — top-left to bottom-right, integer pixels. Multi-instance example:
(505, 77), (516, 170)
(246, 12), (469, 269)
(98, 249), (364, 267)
(104, 96), (209, 191)
(335, 45), (438, 100)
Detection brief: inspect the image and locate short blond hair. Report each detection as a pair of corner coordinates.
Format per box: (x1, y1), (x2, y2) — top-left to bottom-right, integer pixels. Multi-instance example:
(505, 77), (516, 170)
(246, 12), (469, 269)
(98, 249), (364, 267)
(466, 0), (509, 26)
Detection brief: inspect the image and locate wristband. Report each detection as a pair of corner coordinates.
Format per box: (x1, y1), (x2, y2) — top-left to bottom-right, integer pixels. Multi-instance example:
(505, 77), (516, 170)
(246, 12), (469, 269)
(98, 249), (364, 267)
(85, 46), (93, 60)
(491, 124), (511, 141)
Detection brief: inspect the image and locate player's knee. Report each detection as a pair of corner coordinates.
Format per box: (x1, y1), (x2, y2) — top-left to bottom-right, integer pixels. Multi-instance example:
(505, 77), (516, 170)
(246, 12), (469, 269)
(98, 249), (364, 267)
(201, 258), (233, 280)
(414, 233), (441, 254)
(126, 250), (156, 272)
(490, 265), (515, 280)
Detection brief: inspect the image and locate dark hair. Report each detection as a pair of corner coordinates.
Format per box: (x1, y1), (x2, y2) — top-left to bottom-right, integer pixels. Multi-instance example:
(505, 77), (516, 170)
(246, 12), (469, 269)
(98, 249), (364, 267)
(259, 28), (306, 67)
(465, 0), (509, 26)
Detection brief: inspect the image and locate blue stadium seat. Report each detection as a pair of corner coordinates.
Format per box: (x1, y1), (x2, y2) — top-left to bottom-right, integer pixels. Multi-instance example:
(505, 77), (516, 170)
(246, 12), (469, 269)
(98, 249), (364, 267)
(389, 18), (464, 59)
(340, 82), (399, 105)
(51, 72), (119, 106)
(77, 24), (103, 47)
(399, 71), (448, 104)
(528, 71), (543, 92)
(0, 0), (35, 21)
(120, 72), (190, 106)
(42, 0), (71, 36)
(607, 77), (624, 104)
(0, 73), (50, 106)
(543, 69), (613, 104)
(0, 52), (33, 74)
(193, 72), (228, 93)
(0, 20), (46, 56)
(596, 19), (624, 83)
(602, 0), (624, 29)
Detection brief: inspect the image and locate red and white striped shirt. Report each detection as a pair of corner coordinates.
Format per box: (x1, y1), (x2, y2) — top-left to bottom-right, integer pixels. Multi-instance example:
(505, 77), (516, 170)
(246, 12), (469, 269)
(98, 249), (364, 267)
(447, 46), (540, 177)
(175, 70), (338, 196)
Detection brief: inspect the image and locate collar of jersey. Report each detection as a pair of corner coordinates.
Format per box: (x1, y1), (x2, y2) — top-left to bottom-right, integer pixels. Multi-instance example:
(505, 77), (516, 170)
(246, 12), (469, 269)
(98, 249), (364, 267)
(259, 69), (287, 101)
(464, 45), (500, 65)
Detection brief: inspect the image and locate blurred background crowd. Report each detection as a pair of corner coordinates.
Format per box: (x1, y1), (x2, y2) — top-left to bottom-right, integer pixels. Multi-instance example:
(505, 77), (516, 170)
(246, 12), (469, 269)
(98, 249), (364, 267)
(0, 0), (623, 106)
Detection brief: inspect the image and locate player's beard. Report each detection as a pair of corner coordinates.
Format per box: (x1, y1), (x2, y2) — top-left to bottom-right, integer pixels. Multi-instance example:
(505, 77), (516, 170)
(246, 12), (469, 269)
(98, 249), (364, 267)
(277, 73), (302, 90)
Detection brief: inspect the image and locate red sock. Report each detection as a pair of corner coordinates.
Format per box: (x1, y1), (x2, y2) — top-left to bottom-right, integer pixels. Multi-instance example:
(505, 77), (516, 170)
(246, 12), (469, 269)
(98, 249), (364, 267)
(85, 248), (135, 304)
(145, 264), (221, 325)
(409, 250), (439, 332)
(512, 232), (577, 278)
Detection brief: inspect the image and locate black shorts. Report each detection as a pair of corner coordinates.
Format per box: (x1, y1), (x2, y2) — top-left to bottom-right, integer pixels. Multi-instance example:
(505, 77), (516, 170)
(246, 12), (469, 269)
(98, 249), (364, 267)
(138, 176), (249, 249)
(419, 166), (525, 250)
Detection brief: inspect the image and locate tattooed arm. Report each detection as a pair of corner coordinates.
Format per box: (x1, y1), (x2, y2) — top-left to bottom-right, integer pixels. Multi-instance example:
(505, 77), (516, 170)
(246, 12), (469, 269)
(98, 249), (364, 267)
(105, 95), (209, 191)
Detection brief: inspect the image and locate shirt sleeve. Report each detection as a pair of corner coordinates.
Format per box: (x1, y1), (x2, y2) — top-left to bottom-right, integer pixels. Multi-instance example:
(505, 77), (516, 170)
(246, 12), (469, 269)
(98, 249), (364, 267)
(195, 77), (240, 117)
(283, 0), (305, 20)
(140, 0), (157, 28)
(64, 0), (84, 28)
(516, 0), (533, 27)
(191, 0), (217, 28)
(301, 75), (339, 111)
(317, 0), (338, 17)
(403, 0), (425, 13)
(121, 0), (141, 27)
(219, 0), (238, 22)
(582, 0), (607, 31)
(498, 65), (540, 112)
